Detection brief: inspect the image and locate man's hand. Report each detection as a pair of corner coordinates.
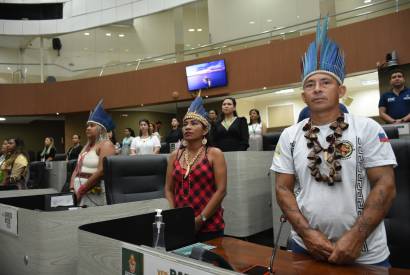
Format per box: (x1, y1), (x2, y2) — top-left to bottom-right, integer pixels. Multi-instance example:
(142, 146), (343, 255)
(302, 229), (334, 261)
(328, 230), (364, 264)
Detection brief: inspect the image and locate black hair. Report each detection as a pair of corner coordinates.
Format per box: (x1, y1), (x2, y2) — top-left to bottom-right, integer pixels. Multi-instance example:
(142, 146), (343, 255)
(125, 127), (135, 137)
(109, 130), (117, 145)
(248, 108), (261, 125)
(219, 97), (238, 121)
(390, 68), (404, 78)
(72, 134), (81, 139)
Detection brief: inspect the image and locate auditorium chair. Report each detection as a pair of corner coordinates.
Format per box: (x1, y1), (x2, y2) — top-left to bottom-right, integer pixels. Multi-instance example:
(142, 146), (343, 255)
(103, 155), (167, 205)
(60, 159), (77, 193)
(263, 132), (282, 151)
(159, 142), (169, 154)
(384, 139), (410, 268)
(382, 125), (399, 139)
(53, 153), (67, 161)
(26, 161), (46, 189)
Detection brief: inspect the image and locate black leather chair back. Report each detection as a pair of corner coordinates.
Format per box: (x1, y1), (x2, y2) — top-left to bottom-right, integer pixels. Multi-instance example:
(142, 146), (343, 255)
(61, 159), (77, 193)
(385, 139), (410, 268)
(159, 142), (169, 154)
(53, 153), (66, 161)
(263, 132), (282, 151)
(26, 161), (46, 189)
(382, 125), (399, 139)
(103, 155), (167, 205)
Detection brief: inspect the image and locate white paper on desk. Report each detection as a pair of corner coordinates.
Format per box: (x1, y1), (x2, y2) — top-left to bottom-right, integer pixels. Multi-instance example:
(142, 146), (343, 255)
(50, 195), (74, 207)
(0, 204), (18, 236)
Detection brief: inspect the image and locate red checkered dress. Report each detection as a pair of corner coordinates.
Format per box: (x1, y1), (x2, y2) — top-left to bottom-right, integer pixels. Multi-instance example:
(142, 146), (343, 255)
(172, 149), (224, 233)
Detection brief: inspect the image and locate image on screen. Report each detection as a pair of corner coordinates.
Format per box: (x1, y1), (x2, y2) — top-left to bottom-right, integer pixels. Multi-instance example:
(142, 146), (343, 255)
(185, 59), (227, 91)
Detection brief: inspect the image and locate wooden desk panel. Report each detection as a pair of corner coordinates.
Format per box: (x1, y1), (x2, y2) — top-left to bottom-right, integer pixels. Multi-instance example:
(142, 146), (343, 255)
(208, 237), (410, 275)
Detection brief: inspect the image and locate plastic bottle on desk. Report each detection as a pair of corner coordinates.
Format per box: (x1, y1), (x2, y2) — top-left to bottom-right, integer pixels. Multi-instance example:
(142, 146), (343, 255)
(152, 209), (166, 251)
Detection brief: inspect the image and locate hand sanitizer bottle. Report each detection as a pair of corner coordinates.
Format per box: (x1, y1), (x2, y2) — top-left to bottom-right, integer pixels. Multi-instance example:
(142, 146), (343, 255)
(152, 209), (166, 251)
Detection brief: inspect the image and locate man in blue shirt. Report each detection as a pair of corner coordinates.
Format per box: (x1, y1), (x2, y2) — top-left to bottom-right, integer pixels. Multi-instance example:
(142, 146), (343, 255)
(297, 103), (348, 123)
(378, 69), (410, 124)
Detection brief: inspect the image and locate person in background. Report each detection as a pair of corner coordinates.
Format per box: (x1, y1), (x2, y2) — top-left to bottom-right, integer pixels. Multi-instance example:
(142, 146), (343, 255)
(66, 134), (83, 161)
(0, 139), (9, 184)
(165, 118), (183, 152)
(378, 69), (410, 124)
(130, 119), (161, 155)
(212, 97), (249, 151)
(165, 95), (227, 242)
(248, 108), (266, 151)
(149, 122), (161, 140)
(69, 100), (116, 206)
(272, 17), (396, 266)
(298, 103), (348, 123)
(155, 121), (162, 140)
(120, 128), (135, 156)
(108, 130), (121, 154)
(40, 137), (56, 161)
(207, 110), (218, 146)
(0, 138), (29, 189)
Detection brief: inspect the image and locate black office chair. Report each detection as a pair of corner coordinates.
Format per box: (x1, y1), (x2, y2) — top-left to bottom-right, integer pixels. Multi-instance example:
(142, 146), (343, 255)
(159, 142), (169, 154)
(60, 159), (77, 193)
(26, 161), (46, 189)
(384, 139), (410, 268)
(103, 155), (167, 205)
(263, 132), (282, 151)
(382, 125), (399, 139)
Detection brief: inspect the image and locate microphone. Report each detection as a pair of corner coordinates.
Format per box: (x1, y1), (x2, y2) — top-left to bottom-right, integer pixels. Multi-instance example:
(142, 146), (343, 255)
(268, 215), (287, 274)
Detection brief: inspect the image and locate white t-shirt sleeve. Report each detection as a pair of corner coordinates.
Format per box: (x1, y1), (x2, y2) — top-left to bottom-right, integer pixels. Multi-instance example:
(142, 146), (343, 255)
(152, 136), (161, 148)
(130, 137), (139, 151)
(362, 119), (397, 168)
(270, 129), (295, 174)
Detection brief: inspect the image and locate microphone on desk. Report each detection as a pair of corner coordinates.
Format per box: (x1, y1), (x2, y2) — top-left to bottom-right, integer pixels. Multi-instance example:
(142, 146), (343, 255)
(268, 215), (287, 274)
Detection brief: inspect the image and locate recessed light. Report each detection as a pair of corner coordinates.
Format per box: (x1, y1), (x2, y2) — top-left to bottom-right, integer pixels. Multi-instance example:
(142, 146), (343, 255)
(364, 0), (371, 3)
(7, 67), (11, 70)
(105, 33), (111, 37)
(118, 33), (125, 38)
(249, 21), (255, 24)
(84, 32), (90, 36)
(263, 87), (267, 90)
(205, 95), (209, 98)
(197, 28), (202, 32)
(266, 19), (272, 23)
(188, 28), (195, 32)
(275, 88), (295, 94)
(0, 117), (6, 121)
(56, 112), (60, 116)
(296, 15), (300, 19)
(280, 32), (285, 35)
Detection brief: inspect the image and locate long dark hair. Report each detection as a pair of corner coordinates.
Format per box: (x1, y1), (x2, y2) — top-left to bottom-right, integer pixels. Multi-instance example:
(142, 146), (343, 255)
(109, 130), (117, 145)
(139, 119), (152, 136)
(249, 108), (261, 125)
(219, 97), (238, 121)
(125, 127), (135, 137)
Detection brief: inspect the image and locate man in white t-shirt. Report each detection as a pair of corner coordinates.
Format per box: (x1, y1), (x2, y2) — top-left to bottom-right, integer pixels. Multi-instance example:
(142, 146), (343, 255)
(271, 17), (396, 266)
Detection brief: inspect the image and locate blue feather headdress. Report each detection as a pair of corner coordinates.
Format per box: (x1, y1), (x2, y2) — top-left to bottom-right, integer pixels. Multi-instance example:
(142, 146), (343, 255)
(184, 94), (209, 128)
(301, 16), (345, 85)
(87, 99), (115, 131)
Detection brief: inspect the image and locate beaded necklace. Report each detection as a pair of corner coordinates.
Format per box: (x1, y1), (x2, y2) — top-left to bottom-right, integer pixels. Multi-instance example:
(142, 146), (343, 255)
(303, 114), (349, 186)
(183, 146), (204, 179)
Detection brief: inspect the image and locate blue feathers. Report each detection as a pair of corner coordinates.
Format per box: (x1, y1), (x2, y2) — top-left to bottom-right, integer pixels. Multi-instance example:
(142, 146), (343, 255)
(301, 16), (345, 84)
(88, 99), (115, 131)
(187, 95), (208, 118)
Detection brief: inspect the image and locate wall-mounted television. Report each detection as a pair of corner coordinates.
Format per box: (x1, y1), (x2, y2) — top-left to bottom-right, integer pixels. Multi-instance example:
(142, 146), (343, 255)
(185, 59), (227, 91)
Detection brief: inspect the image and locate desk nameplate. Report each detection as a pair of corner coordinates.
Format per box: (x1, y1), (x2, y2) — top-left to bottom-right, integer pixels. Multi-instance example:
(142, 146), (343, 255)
(0, 203), (18, 236)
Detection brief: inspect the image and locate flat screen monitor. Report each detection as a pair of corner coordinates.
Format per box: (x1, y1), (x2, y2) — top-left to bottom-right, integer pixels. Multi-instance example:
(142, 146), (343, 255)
(185, 59), (227, 91)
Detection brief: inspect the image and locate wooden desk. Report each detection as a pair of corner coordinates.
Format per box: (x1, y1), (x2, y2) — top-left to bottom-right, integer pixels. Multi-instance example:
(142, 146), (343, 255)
(208, 237), (410, 275)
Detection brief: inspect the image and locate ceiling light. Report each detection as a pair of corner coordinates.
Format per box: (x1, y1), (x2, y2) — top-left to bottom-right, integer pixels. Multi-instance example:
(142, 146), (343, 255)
(105, 33), (111, 37)
(249, 21), (255, 24)
(361, 79), (379, 86)
(275, 88), (295, 94)
(296, 15), (300, 19)
(266, 19), (272, 23)
(280, 32), (285, 35)
(118, 33), (125, 37)
(84, 32), (90, 36)
(0, 117), (6, 121)
(56, 112), (60, 115)
(197, 28), (202, 32)
(188, 28), (195, 32)
(364, 0), (371, 3)
(263, 87), (267, 90)
(185, 44), (191, 47)
(7, 67), (11, 70)
(205, 95), (209, 98)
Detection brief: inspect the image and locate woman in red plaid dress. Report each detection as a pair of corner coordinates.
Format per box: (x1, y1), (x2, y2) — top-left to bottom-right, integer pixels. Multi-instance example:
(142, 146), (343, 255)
(165, 95), (227, 242)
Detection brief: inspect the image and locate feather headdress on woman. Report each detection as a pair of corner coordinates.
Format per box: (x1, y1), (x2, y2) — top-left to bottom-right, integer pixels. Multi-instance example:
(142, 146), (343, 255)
(301, 16), (345, 85)
(183, 94), (209, 128)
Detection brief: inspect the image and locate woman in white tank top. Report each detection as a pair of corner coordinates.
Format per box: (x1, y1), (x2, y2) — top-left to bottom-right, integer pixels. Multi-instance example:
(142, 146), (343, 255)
(69, 100), (116, 207)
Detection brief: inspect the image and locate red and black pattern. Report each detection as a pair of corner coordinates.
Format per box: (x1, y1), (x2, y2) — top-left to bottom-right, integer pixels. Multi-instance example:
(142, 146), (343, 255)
(172, 150), (224, 233)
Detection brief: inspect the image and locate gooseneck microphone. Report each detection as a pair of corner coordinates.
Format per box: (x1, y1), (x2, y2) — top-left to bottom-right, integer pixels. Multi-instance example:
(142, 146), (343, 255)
(268, 215), (287, 274)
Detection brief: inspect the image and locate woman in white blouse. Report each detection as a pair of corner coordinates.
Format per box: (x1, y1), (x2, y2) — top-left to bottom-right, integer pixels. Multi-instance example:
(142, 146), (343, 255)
(248, 109), (265, 151)
(130, 119), (161, 155)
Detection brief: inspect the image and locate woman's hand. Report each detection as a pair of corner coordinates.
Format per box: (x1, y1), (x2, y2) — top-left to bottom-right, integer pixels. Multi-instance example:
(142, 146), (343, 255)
(194, 216), (204, 232)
